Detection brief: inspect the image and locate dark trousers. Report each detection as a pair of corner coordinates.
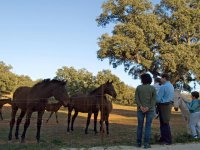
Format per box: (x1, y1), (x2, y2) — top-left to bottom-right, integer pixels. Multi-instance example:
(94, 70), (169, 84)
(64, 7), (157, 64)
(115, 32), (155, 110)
(158, 104), (172, 144)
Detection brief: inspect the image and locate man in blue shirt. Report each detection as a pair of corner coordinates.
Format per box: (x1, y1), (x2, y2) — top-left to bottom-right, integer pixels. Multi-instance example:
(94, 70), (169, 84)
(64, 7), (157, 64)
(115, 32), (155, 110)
(156, 73), (174, 145)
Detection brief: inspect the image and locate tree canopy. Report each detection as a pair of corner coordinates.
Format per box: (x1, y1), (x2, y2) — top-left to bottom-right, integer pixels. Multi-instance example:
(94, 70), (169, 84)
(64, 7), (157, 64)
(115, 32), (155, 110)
(96, 0), (200, 91)
(0, 61), (35, 96)
(56, 67), (135, 105)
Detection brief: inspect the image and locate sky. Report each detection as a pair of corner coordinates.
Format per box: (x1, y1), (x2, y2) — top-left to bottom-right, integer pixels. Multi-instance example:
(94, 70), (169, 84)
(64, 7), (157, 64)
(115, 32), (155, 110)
(0, 0), (160, 88)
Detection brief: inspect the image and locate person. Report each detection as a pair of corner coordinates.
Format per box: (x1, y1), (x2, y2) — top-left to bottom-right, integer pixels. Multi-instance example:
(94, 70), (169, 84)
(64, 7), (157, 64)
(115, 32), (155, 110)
(186, 91), (200, 139)
(153, 78), (161, 93)
(156, 73), (174, 145)
(153, 78), (161, 118)
(135, 73), (156, 149)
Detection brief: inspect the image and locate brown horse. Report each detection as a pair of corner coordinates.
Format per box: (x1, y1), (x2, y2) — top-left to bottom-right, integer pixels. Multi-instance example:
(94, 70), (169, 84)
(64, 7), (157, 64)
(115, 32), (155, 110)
(67, 81), (117, 134)
(99, 99), (113, 135)
(8, 79), (70, 143)
(0, 98), (12, 120)
(45, 101), (63, 123)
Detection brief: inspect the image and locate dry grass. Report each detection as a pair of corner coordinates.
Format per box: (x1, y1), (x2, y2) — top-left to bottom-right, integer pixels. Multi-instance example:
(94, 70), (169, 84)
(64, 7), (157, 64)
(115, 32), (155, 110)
(0, 103), (190, 149)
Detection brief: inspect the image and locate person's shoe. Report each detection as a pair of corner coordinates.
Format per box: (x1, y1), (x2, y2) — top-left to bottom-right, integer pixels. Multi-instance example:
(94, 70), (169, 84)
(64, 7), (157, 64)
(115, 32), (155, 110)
(137, 142), (142, 147)
(144, 144), (151, 149)
(193, 135), (198, 139)
(160, 141), (172, 145)
(164, 142), (172, 145)
(157, 138), (164, 143)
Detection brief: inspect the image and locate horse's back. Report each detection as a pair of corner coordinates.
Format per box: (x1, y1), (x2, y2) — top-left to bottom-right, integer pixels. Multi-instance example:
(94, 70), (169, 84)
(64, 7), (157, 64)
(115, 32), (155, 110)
(71, 95), (99, 113)
(13, 86), (31, 109)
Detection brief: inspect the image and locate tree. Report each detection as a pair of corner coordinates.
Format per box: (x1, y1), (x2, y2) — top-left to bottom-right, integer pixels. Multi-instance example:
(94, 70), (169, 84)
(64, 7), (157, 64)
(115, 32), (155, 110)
(0, 61), (37, 96)
(55, 66), (95, 95)
(96, 0), (200, 91)
(16, 75), (35, 88)
(0, 61), (17, 93)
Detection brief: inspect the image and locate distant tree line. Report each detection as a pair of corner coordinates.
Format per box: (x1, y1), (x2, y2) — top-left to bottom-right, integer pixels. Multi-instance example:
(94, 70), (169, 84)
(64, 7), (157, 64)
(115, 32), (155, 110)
(0, 61), (135, 105)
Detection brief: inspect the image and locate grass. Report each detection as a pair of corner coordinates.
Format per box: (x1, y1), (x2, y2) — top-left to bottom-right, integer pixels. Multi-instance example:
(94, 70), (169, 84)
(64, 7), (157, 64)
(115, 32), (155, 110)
(0, 104), (199, 149)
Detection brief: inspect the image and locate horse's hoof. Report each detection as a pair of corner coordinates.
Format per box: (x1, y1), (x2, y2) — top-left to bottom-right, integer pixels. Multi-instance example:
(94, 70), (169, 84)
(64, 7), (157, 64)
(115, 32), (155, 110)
(21, 139), (25, 143)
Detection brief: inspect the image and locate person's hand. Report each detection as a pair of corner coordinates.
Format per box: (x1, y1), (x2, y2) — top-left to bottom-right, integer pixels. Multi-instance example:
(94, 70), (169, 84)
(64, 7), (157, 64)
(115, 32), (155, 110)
(144, 107), (149, 112)
(140, 106), (149, 113)
(140, 106), (145, 112)
(143, 107), (149, 113)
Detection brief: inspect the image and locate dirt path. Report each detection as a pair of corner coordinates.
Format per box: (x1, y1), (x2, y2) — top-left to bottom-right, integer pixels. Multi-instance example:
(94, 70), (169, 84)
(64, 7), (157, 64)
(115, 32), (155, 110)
(61, 143), (200, 150)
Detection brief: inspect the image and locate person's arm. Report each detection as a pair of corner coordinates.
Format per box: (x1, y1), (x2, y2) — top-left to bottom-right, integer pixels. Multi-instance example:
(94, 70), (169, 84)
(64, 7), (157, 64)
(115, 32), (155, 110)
(156, 86), (164, 103)
(135, 87), (142, 108)
(150, 88), (157, 109)
(187, 101), (199, 111)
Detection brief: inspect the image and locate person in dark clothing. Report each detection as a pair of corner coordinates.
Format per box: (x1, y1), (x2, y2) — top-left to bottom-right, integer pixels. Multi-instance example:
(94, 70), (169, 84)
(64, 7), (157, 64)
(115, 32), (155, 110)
(135, 73), (157, 149)
(156, 73), (174, 145)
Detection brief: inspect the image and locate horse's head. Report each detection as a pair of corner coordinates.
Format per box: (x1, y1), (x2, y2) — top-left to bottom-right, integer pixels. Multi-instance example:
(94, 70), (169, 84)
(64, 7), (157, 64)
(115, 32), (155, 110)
(173, 89), (182, 111)
(51, 79), (70, 107)
(104, 81), (117, 98)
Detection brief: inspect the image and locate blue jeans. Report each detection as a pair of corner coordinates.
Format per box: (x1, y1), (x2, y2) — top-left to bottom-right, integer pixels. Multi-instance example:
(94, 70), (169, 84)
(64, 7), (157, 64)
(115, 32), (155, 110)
(137, 110), (154, 145)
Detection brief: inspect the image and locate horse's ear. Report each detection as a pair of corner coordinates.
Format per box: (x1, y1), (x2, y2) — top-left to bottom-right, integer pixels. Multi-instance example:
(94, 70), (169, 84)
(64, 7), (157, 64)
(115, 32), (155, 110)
(110, 80), (113, 84)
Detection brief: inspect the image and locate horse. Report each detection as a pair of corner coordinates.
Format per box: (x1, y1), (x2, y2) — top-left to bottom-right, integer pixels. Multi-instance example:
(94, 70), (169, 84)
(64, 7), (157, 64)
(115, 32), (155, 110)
(173, 89), (200, 134)
(45, 101), (63, 123)
(8, 79), (70, 143)
(0, 98), (12, 120)
(99, 98), (113, 135)
(67, 81), (117, 134)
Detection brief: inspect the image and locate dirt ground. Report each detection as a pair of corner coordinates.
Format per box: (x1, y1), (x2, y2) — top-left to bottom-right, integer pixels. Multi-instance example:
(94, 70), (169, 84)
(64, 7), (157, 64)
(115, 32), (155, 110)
(61, 143), (200, 150)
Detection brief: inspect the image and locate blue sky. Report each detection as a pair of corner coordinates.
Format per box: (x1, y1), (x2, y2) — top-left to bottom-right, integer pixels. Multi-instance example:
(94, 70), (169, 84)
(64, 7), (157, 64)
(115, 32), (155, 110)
(0, 0), (160, 88)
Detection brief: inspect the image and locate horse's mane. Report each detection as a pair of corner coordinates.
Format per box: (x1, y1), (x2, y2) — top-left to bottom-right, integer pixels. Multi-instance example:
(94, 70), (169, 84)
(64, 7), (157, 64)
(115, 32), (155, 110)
(33, 79), (66, 88)
(89, 84), (102, 95)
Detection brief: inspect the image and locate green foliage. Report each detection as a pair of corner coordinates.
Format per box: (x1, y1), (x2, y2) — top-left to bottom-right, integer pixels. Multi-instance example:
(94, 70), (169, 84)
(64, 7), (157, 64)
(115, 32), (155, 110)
(97, 0), (200, 90)
(0, 61), (17, 93)
(0, 61), (36, 95)
(55, 66), (96, 95)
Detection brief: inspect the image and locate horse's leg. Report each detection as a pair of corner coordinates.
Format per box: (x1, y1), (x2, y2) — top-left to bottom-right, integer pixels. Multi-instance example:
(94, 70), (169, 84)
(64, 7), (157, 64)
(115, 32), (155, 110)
(36, 111), (45, 143)
(15, 110), (26, 139)
(46, 112), (53, 123)
(105, 114), (110, 135)
(67, 107), (72, 132)
(94, 111), (98, 134)
(100, 114), (105, 133)
(0, 109), (3, 120)
(8, 105), (18, 141)
(85, 113), (92, 134)
(55, 112), (59, 123)
(71, 111), (78, 131)
(99, 120), (103, 133)
(21, 110), (33, 143)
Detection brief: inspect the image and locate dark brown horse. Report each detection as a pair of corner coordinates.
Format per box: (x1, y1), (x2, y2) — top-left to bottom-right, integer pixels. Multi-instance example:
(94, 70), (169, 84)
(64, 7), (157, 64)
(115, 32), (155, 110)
(45, 101), (63, 123)
(67, 81), (117, 134)
(8, 79), (70, 143)
(0, 98), (12, 120)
